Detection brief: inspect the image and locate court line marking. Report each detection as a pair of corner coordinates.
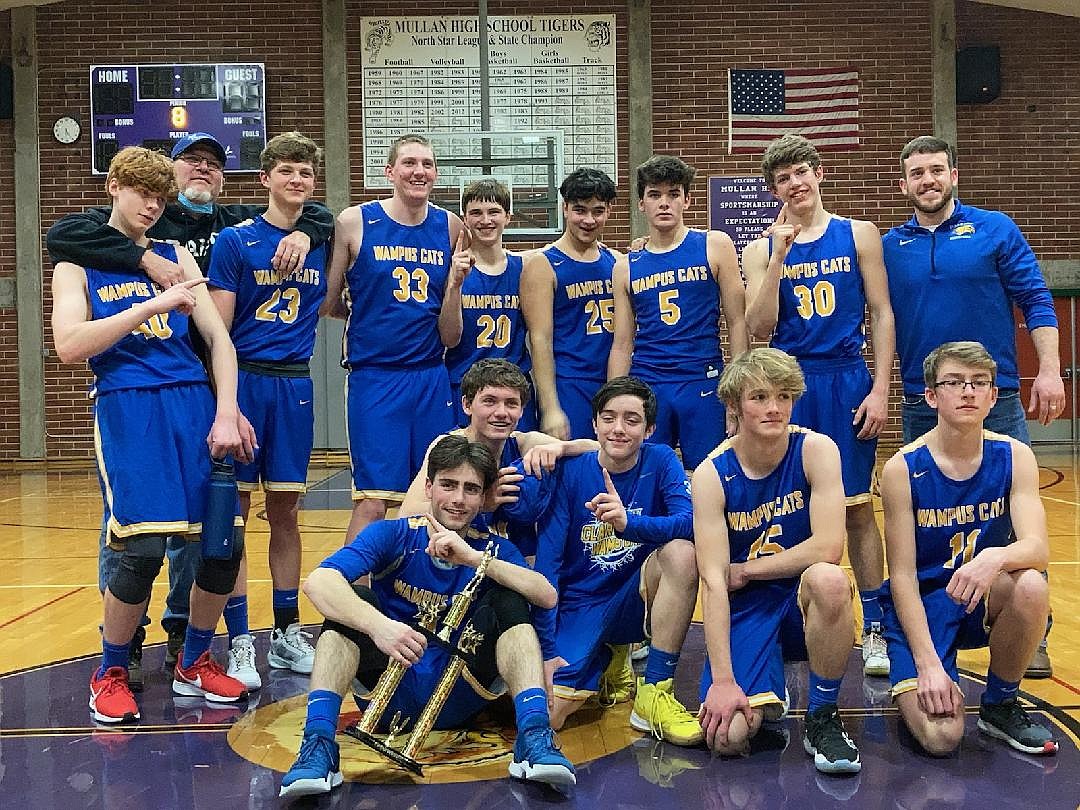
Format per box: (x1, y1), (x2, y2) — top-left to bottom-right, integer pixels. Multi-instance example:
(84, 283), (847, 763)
(0, 586), (85, 629)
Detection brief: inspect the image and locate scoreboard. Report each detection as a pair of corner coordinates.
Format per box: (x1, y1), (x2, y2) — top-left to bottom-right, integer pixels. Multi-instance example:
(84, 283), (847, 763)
(89, 63), (267, 175)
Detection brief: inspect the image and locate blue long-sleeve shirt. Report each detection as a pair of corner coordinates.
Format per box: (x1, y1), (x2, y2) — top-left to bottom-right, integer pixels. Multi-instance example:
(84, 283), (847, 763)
(882, 201), (1056, 395)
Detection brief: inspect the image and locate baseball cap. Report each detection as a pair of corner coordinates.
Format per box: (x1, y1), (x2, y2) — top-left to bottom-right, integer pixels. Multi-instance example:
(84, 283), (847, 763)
(171, 132), (227, 166)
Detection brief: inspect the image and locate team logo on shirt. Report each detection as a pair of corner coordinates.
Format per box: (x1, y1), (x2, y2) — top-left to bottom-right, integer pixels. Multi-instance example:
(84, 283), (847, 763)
(950, 223), (976, 239)
(581, 508), (642, 571)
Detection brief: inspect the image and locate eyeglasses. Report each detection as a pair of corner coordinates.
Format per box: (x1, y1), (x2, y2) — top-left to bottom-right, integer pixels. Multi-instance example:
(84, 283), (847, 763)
(177, 154), (224, 172)
(933, 378), (993, 391)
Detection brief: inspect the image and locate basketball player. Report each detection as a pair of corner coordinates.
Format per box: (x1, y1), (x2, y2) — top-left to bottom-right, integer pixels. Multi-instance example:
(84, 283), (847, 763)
(279, 436), (574, 799)
(207, 132), (328, 689)
(536, 377), (703, 746)
(522, 169), (619, 440)
(742, 134), (896, 678)
(608, 155), (748, 469)
(442, 179), (537, 431)
(695, 348), (861, 774)
(322, 134), (472, 541)
(50, 147), (250, 723)
(879, 341), (1056, 756)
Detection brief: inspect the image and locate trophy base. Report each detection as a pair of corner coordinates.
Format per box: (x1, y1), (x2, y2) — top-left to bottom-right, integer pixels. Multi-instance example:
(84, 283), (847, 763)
(342, 724), (424, 776)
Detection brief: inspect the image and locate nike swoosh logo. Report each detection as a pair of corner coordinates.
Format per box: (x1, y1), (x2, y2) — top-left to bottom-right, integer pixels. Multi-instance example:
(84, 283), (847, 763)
(367, 218), (382, 224)
(913, 470), (927, 479)
(299, 400), (311, 405)
(552, 260), (565, 266)
(724, 474), (736, 482)
(245, 240), (260, 247)
(522, 694), (543, 702)
(899, 239), (915, 246)
(700, 391), (713, 398)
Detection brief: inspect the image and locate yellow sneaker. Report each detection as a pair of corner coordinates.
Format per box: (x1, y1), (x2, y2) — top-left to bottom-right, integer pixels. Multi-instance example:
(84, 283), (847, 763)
(629, 677), (704, 747)
(597, 644), (636, 706)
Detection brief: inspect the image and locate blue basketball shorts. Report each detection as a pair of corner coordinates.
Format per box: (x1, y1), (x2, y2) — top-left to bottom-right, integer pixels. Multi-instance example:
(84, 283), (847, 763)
(235, 369), (313, 492)
(346, 364), (454, 502)
(94, 383), (217, 538)
(554, 375), (605, 440)
(551, 559), (652, 699)
(882, 583), (992, 698)
(792, 357), (877, 504)
(699, 580), (809, 717)
(641, 375), (727, 470)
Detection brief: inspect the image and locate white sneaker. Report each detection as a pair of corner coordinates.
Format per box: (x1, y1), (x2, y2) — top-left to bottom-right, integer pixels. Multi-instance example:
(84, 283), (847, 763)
(269, 623), (316, 674)
(861, 625), (890, 678)
(227, 634), (262, 691)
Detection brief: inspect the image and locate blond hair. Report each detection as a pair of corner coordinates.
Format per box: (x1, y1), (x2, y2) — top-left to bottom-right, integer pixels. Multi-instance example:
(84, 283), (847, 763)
(717, 348), (806, 407)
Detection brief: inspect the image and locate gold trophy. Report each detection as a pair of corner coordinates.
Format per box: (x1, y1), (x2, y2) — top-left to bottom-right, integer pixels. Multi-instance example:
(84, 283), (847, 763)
(343, 541), (498, 775)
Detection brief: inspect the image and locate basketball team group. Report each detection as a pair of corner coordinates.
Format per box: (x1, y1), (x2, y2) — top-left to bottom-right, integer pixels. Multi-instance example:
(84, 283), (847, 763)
(44, 127), (1063, 800)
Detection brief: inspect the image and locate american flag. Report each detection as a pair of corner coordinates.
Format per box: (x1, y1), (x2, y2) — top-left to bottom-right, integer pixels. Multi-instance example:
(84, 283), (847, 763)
(728, 67), (860, 153)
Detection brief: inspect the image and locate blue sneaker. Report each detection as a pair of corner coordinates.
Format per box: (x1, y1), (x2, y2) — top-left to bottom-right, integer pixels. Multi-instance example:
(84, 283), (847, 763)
(508, 723), (576, 788)
(279, 733), (343, 799)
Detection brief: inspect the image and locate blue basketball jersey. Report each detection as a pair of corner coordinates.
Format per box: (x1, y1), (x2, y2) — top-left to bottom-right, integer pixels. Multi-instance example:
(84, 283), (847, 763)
(85, 241), (208, 394)
(444, 253), (530, 384)
(628, 229), (722, 379)
(902, 431), (1014, 591)
(536, 445), (692, 609)
(547, 244), (616, 380)
(208, 217), (328, 363)
(318, 516), (526, 677)
(773, 216), (866, 361)
(710, 427), (813, 597)
(344, 201), (451, 369)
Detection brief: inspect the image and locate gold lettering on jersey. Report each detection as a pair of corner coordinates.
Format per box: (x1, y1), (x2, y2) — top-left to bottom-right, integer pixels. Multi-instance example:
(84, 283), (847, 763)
(818, 256), (851, 275)
(782, 262), (819, 280)
(916, 496), (1006, 528)
(461, 293), (520, 309)
(96, 280), (151, 302)
(726, 490), (805, 532)
(581, 510), (642, 572)
(629, 265), (710, 296)
(253, 267), (322, 286)
(374, 245), (419, 262)
(393, 578), (449, 613)
(565, 279), (613, 300)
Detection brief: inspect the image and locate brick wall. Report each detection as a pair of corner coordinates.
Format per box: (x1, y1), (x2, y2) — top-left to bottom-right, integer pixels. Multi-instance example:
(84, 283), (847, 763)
(1, 0), (1077, 460)
(0, 14), (18, 459)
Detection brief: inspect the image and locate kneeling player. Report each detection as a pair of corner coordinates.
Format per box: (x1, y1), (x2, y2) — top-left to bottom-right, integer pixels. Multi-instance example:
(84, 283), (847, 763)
(280, 436), (574, 799)
(695, 348), (860, 774)
(537, 377), (703, 745)
(879, 341), (1056, 756)
(50, 147), (252, 723)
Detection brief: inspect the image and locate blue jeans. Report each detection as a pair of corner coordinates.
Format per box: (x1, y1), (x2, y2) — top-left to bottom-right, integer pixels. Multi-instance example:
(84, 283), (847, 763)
(901, 388), (1030, 445)
(98, 515), (198, 633)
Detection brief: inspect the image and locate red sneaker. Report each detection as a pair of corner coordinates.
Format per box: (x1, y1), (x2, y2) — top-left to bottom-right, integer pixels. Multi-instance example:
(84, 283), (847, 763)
(90, 666), (140, 724)
(173, 650), (249, 703)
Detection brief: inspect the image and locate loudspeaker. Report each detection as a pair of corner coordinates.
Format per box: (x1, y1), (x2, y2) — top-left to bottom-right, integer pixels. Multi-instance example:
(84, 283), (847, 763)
(956, 46), (1001, 104)
(0, 63), (13, 120)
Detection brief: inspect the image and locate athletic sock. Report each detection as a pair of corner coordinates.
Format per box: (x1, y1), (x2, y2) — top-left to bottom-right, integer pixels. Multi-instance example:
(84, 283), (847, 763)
(860, 588), (884, 632)
(304, 690), (344, 739)
(643, 646), (680, 686)
(273, 588), (300, 632)
(807, 671), (843, 714)
(513, 687), (549, 733)
(981, 669), (1020, 706)
(223, 596), (249, 641)
(98, 639), (131, 679)
(180, 624), (216, 669)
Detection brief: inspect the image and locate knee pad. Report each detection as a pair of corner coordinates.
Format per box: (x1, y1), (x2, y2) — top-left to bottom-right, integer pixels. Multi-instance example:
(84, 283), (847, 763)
(488, 586), (532, 634)
(195, 528), (244, 595)
(108, 534), (167, 605)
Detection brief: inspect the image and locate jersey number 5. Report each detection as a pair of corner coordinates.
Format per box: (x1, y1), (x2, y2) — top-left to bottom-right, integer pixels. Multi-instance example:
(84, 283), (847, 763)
(392, 266), (430, 303)
(255, 287), (301, 324)
(659, 289), (681, 325)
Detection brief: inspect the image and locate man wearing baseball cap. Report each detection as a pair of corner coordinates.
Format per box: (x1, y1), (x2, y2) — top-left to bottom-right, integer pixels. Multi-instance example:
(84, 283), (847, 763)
(45, 131), (333, 683)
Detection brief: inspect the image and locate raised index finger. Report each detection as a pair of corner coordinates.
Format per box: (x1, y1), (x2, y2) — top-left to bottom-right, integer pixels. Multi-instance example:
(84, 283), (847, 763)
(601, 466), (617, 496)
(425, 511), (449, 536)
(774, 202), (788, 225)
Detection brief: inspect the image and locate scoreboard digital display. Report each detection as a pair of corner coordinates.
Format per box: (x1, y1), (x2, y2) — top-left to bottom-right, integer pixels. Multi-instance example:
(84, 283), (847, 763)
(89, 63), (267, 175)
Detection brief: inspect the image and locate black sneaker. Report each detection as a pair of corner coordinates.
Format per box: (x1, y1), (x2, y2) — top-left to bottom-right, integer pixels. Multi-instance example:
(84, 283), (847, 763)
(164, 626), (186, 669)
(803, 704), (861, 774)
(127, 626), (146, 692)
(977, 699), (1058, 755)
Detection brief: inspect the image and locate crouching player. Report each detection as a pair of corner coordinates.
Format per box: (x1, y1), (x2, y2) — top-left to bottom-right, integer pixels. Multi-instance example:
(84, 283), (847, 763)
(695, 348), (861, 774)
(879, 341), (1057, 756)
(279, 435), (574, 799)
(50, 147), (252, 723)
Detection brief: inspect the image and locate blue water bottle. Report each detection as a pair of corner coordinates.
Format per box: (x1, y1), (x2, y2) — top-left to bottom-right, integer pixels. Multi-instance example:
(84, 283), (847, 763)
(202, 457), (237, 560)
